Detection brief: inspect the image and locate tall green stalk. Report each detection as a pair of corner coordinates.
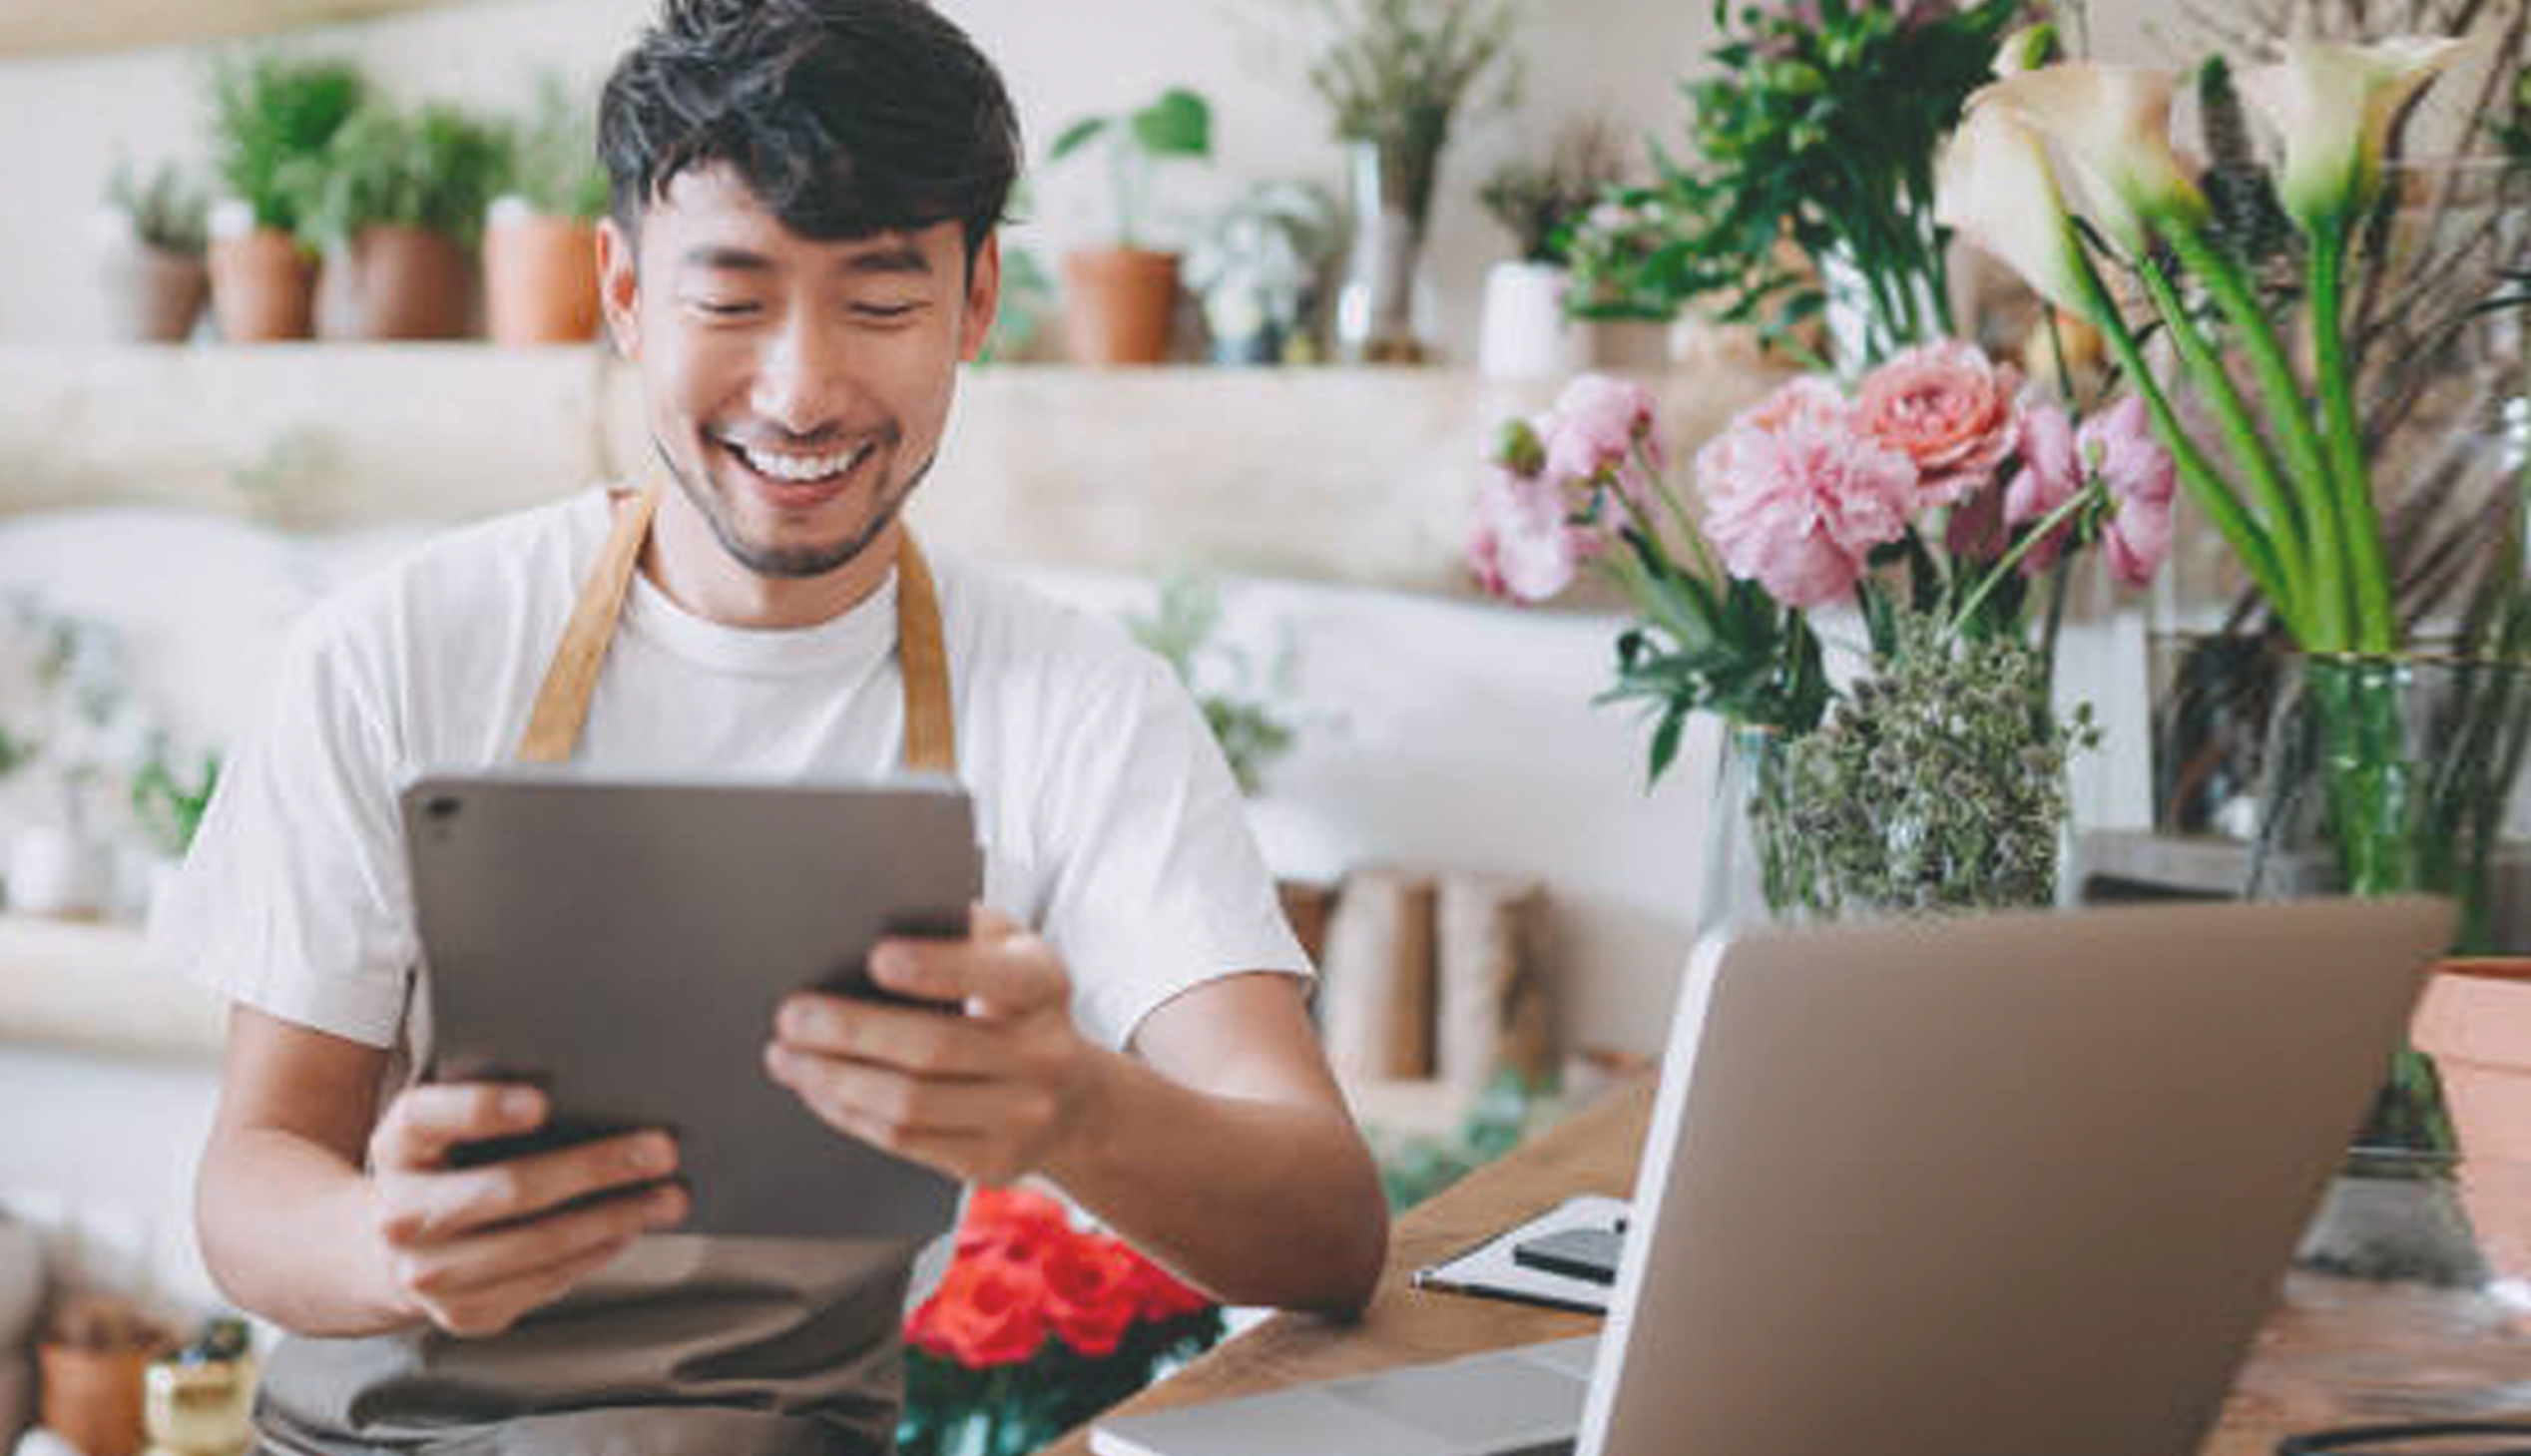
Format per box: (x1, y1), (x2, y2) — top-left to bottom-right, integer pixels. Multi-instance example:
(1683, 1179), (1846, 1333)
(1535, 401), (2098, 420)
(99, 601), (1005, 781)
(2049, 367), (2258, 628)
(2308, 214), (2399, 655)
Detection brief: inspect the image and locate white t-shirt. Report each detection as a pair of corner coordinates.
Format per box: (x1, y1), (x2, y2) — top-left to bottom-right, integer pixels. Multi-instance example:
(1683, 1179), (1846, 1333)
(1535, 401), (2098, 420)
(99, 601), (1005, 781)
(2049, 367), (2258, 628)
(154, 488), (1308, 1076)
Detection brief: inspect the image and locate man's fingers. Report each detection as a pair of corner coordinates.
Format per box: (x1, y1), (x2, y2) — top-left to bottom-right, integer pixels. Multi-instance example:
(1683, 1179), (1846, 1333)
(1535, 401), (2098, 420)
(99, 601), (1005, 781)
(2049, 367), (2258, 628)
(395, 1182), (686, 1303)
(867, 922), (1064, 1017)
(773, 994), (1001, 1076)
(764, 1047), (1037, 1137)
(381, 1130), (681, 1245)
(370, 1083), (547, 1171)
(765, 1060), (1008, 1182)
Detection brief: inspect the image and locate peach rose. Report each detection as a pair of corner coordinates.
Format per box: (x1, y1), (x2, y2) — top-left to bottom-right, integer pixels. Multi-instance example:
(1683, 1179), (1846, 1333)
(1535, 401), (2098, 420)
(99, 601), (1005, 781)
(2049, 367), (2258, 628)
(1852, 340), (2023, 509)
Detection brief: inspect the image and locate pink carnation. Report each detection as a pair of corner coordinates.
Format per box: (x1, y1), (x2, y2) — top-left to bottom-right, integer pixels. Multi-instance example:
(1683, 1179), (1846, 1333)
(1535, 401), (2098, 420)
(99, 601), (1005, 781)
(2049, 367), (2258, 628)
(1468, 469), (1584, 603)
(2003, 401), (2082, 577)
(1697, 409), (1916, 610)
(1539, 374), (1662, 506)
(1853, 339), (2022, 510)
(2084, 395), (2175, 587)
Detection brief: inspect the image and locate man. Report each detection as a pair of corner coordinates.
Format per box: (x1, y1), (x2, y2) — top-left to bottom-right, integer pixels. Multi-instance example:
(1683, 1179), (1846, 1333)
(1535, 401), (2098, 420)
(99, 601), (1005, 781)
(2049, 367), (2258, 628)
(164, 3), (1388, 1451)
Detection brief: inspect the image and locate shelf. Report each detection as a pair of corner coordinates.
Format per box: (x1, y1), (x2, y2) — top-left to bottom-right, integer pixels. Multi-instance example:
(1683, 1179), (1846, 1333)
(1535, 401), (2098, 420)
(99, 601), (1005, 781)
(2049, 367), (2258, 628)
(0, 915), (224, 1061)
(0, 0), (466, 59)
(0, 344), (1787, 597)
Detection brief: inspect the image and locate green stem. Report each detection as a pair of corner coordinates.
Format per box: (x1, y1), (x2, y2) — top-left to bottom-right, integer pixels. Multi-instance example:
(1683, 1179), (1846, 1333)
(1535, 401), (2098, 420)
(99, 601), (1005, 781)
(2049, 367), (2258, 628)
(2161, 215), (2349, 650)
(1951, 481), (2102, 635)
(2310, 215), (2397, 655)
(2131, 251), (2312, 619)
(2065, 232), (2303, 638)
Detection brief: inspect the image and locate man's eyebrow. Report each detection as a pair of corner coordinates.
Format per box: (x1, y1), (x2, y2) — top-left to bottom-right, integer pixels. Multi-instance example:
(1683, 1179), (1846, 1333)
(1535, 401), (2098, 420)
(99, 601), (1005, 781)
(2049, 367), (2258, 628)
(680, 245), (774, 272)
(838, 243), (934, 276)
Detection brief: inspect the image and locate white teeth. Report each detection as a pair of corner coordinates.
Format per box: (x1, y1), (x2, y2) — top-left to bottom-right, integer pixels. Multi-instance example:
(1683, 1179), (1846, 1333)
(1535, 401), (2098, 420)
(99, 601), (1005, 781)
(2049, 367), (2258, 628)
(735, 441), (865, 483)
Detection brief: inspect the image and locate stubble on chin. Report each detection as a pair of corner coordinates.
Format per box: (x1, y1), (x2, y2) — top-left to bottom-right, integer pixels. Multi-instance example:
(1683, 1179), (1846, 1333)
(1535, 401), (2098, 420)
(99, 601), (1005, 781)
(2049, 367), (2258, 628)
(650, 431), (929, 581)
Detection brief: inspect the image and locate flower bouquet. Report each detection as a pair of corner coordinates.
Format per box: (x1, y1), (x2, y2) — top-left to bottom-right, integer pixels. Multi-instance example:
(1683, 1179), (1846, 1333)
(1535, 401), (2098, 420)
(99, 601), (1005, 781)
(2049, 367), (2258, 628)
(1472, 341), (2172, 922)
(1935, 29), (2531, 1154)
(897, 1189), (1222, 1456)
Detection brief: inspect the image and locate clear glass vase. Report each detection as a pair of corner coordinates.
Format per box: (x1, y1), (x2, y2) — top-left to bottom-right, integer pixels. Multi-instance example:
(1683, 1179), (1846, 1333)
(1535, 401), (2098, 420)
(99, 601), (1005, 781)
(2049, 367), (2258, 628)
(1694, 724), (1798, 940)
(1332, 140), (1433, 364)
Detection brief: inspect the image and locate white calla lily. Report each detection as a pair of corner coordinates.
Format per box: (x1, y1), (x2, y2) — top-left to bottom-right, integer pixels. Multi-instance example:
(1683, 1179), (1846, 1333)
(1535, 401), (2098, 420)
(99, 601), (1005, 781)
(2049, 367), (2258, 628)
(1972, 63), (2204, 254)
(1992, 23), (2056, 78)
(1934, 100), (2088, 316)
(2239, 38), (2472, 231)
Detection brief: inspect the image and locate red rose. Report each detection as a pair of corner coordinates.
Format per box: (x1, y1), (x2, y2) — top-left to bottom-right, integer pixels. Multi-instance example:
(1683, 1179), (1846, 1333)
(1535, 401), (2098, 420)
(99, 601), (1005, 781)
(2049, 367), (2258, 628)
(1043, 1233), (1143, 1359)
(906, 1253), (1047, 1369)
(1122, 1245), (1213, 1324)
(957, 1187), (1072, 1264)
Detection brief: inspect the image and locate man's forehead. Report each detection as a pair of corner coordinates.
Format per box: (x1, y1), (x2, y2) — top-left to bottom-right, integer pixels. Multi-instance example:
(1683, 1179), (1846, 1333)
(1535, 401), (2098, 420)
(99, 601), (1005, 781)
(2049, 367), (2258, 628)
(644, 168), (959, 271)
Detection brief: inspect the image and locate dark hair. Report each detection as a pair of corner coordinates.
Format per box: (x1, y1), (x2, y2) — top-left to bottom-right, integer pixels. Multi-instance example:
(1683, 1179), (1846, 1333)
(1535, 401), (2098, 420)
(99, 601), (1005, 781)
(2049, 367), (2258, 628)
(598, 0), (1020, 262)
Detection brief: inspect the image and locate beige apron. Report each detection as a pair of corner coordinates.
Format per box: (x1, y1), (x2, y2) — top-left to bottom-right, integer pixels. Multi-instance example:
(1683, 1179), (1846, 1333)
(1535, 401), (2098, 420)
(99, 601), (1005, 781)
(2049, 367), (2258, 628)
(257, 487), (959, 1456)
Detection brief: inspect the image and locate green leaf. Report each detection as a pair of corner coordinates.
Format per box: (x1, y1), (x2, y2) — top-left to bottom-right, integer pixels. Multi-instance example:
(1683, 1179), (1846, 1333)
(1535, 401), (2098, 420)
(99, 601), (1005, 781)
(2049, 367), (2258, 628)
(1049, 116), (1111, 163)
(1130, 89), (1213, 159)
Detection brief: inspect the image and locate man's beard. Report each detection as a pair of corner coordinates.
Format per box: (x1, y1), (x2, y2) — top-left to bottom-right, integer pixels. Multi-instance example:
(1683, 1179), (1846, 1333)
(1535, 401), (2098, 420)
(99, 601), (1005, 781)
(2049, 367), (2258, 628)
(653, 430), (936, 580)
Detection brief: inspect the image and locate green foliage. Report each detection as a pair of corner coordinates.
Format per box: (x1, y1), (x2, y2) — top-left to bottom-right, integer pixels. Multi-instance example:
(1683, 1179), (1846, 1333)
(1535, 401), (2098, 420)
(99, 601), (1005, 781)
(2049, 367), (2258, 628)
(130, 743), (221, 858)
(207, 51), (366, 235)
(1370, 1070), (1560, 1211)
(897, 1310), (1223, 1456)
(1048, 88), (1214, 248)
(106, 157), (209, 256)
(284, 101), (512, 251)
(1596, 0), (2021, 355)
(1757, 617), (2093, 918)
(2505, 69), (2531, 163)
(1124, 572), (1298, 796)
(500, 72), (609, 221)
(1479, 121), (1628, 264)
(1306, 0), (1516, 225)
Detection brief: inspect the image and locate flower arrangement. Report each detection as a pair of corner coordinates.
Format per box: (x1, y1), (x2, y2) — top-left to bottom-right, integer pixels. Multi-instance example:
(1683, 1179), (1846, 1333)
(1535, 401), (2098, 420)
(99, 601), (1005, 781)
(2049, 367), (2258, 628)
(1569, 0), (2025, 362)
(1304, 0), (1516, 231)
(897, 1189), (1222, 1456)
(1471, 342), (2168, 916)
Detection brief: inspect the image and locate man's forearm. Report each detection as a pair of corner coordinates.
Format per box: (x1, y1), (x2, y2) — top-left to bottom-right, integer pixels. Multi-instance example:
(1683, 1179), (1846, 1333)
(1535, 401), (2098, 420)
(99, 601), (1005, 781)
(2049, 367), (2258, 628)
(198, 1128), (413, 1337)
(1044, 1049), (1389, 1312)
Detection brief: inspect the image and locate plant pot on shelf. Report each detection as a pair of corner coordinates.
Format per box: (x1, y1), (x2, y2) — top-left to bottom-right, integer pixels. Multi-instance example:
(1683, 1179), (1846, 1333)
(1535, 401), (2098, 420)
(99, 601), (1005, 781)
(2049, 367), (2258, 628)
(206, 221), (316, 343)
(38, 1342), (153, 1456)
(92, 222), (208, 343)
(319, 224), (472, 340)
(2413, 958), (2531, 1300)
(483, 200), (599, 345)
(1476, 260), (1584, 381)
(1060, 247), (1179, 365)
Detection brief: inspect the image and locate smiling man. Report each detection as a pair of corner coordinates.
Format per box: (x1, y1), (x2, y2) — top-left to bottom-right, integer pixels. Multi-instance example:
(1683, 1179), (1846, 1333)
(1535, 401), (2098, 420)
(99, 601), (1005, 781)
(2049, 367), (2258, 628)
(166, 3), (1387, 1452)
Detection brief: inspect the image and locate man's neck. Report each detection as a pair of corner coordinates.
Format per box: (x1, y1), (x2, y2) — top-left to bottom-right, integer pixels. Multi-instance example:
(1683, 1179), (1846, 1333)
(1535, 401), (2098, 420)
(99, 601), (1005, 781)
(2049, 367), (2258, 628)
(642, 487), (899, 631)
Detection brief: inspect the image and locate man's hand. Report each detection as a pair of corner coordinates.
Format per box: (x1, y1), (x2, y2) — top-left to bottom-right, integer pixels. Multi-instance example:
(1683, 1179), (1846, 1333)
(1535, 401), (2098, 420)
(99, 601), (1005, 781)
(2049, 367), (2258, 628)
(765, 907), (1106, 1186)
(364, 1084), (688, 1337)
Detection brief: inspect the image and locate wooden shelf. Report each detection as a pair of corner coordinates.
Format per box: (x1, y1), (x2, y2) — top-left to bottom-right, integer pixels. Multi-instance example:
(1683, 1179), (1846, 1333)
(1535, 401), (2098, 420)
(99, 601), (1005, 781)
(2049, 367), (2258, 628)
(0, 0), (470, 58)
(0, 915), (223, 1061)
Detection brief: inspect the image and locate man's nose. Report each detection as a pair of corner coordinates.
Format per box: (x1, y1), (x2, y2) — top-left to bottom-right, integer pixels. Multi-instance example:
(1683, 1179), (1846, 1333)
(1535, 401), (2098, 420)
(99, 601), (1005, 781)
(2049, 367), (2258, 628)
(749, 312), (853, 436)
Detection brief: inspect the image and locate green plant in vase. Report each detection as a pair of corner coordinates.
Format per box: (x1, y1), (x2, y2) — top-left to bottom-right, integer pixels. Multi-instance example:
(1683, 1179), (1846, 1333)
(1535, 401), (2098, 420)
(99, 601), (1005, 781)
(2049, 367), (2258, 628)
(284, 100), (509, 338)
(1938, 36), (2531, 1156)
(1046, 87), (1213, 364)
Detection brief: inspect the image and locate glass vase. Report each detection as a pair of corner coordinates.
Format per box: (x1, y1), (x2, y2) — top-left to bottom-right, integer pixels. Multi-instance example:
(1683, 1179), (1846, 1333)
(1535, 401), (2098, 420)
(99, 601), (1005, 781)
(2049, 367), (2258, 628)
(1332, 140), (1432, 364)
(1695, 724), (1799, 940)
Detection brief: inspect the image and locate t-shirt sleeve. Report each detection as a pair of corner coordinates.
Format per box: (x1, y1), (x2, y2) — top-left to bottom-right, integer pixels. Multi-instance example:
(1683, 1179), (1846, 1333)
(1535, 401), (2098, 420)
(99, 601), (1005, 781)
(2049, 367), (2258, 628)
(147, 612), (417, 1048)
(1036, 646), (1309, 1052)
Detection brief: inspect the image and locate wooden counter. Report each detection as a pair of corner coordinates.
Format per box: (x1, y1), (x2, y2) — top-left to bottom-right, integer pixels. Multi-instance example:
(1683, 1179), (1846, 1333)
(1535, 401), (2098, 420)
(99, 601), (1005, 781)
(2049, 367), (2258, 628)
(1045, 1080), (2531, 1456)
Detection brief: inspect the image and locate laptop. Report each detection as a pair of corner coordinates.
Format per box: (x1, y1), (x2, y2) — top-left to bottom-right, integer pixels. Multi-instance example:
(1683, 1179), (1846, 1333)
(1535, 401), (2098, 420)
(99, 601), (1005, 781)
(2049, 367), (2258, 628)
(1092, 897), (2453, 1456)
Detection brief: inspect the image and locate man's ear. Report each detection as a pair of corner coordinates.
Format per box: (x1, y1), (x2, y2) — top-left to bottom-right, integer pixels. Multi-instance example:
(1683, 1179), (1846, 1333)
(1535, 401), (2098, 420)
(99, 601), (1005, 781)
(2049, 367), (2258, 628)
(958, 232), (1003, 364)
(598, 217), (641, 360)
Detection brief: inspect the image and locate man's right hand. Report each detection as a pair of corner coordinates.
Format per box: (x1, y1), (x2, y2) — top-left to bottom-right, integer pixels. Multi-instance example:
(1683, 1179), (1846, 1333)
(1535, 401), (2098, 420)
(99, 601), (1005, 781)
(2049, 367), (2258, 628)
(363, 1084), (687, 1337)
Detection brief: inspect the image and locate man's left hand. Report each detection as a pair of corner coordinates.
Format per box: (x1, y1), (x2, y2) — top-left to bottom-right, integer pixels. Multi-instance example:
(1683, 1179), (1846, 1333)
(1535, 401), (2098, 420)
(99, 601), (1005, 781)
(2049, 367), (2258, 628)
(764, 906), (1106, 1186)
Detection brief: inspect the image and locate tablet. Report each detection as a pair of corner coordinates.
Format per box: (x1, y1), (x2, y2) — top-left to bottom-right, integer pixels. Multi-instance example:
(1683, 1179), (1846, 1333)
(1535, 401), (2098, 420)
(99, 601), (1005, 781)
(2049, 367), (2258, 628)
(400, 769), (976, 1242)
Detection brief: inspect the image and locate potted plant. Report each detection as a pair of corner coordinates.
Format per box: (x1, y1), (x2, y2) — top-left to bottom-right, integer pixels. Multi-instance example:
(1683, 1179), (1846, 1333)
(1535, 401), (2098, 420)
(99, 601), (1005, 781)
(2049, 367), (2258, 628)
(1183, 181), (1340, 365)
(291, 100), (508, 339)
(1476, 121), (1625, 379)
(92, 157), (209, 343)
(1047, 87), (1213, 365)
(131, 737), (220, 924)
(1307, 0), (1516, 363)
(36, 1293), (177, 1456)
(484, 74), (609, 345)
(204, 51), (364, 342)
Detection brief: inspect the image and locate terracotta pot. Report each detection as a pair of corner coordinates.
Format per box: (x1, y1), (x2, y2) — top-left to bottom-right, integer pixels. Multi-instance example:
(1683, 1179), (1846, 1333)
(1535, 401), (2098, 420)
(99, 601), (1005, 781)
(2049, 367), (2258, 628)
(207, 228), (316, 342)
(2411, 957), (2531, 1281)
(484, 212), (600, 345)
(1059, 247), (1180, 365)
(321, 224), (472, 340)
(96, 242), (209, 343)
(37, 1342), (151, 1456)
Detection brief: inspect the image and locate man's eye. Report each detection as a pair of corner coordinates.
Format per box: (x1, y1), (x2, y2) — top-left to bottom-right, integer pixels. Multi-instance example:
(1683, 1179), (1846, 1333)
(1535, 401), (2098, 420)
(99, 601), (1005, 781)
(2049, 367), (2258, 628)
(851, 302), (923, 322)
(690, 299), (760, 318)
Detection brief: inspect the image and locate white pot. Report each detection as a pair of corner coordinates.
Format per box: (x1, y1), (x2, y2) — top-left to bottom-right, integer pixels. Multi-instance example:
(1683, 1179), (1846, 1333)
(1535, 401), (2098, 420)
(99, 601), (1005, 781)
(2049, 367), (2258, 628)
(1477, 261), (1586, 381)
(5, 826), (112, 919)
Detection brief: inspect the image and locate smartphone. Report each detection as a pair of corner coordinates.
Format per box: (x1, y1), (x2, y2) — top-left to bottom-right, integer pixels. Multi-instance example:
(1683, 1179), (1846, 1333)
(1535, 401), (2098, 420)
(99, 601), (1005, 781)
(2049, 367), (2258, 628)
(1511, 1225), (1626, 1285)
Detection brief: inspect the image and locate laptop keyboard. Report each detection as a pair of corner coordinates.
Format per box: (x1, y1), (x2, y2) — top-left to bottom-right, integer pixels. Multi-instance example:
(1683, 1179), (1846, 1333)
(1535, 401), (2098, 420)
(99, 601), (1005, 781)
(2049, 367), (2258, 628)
(1327, 1351), (1590, 1448)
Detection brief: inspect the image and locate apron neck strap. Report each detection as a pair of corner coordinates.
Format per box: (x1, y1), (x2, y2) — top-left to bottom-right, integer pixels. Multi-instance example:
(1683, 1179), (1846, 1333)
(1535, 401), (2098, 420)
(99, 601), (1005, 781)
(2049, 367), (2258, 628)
(516, 486), (955, 774)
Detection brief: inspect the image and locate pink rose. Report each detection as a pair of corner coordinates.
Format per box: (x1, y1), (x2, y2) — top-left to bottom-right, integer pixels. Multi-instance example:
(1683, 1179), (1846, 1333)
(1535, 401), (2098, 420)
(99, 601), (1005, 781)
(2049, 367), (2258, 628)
(1853, 339), (2023, 509)
(2083, 395), (2175, 587)
(1697, 411), (1916, 609)
(1540, 374), (1662, 506)
(2003, 400), (2081, 577)
(1468, 469), (1583, 603)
